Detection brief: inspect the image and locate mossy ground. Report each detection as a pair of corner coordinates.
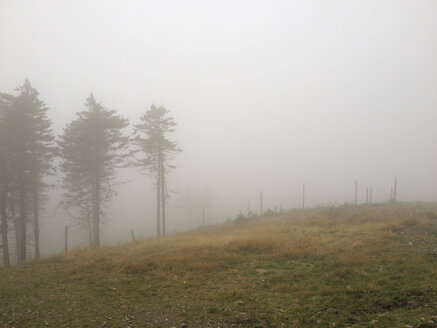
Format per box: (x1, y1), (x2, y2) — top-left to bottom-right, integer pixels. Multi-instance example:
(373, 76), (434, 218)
(0, 202), (436, 327)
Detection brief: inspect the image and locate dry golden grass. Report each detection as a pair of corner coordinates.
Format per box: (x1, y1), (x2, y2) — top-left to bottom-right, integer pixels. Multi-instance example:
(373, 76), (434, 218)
(40, 202), (435, 275)
(1, 202), (436, 327)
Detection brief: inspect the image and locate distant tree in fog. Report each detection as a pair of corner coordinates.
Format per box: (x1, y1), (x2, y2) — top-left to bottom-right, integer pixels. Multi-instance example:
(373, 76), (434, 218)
(132, 105), (181, 237)
(0, 80), (55, 264)
(58, 94), (129, 247)
(0, 93), (12, 266)
(20, 81), (56, 260)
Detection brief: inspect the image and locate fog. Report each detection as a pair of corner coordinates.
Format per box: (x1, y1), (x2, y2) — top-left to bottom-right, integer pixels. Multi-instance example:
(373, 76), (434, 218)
(1, 0), (436, 256)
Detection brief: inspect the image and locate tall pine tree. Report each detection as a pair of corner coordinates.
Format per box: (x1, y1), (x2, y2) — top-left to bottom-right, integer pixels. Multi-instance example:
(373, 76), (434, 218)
(18, 80), (56, 259)
(58, 94), (129, 247)
(0, 93), (13, 266)
(0, 80), (55, 262)
(132, 105), (180, 237)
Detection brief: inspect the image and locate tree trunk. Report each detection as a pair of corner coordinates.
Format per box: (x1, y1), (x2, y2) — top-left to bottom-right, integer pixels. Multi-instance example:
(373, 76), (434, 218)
(11, 199), (20, 263)
(31, 151), (41, 259)
(161, 162), (166, 236)
(92, 185), (100, 247)
(156, 161), (161, 238)
(92, 134), (101, 247)
(87, 214), (93, 247)
(18, 168), (26, 263)
(0, 182), (10, 267)
(30, 142), (40, 259)
(33, 180), (40, 259)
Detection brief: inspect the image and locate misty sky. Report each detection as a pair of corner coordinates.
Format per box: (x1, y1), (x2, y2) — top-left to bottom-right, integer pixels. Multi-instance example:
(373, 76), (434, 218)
(1, 1), (436, 252)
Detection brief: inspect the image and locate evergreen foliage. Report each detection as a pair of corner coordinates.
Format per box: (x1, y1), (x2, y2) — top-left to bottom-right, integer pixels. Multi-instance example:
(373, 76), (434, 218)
(58, 94), (129, 247)
(132, 105), (180, 237)
(0, 79), (55, 263)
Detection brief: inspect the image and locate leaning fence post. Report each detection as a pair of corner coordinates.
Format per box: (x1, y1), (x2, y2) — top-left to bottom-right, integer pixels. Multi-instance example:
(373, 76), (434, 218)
(64, 225), (68, 252)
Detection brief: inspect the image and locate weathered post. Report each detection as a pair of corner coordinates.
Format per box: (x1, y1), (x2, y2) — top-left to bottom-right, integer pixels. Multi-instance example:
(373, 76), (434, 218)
(64, 225), (68, 252)
(354, 180), (358, 205)
(260, 191), (263, 215)
(130, 229), (136, 242)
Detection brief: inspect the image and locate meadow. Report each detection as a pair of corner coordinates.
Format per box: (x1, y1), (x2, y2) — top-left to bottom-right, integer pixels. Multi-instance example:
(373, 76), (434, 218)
(0, 202), (436, 327)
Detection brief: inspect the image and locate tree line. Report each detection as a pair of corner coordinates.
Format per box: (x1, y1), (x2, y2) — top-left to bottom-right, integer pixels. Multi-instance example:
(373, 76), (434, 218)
(0, 80), (180, 266)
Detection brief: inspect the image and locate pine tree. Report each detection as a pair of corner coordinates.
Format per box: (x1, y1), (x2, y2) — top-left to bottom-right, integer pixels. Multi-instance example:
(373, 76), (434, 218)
(58, 94), (129, 247)
(0, 93), (13, 266)
(18, 80), (56, 259)
(7, 92), (32, 263)
(132, 104), (180, 237)
(0, 80), (55, 263)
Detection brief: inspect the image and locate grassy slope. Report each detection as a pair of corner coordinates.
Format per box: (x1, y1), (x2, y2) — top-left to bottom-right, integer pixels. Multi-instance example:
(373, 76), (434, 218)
(0, 203), (436, 328)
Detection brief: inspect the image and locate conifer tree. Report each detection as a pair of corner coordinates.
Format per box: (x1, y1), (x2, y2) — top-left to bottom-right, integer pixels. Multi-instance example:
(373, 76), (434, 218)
(58, 94), (129, 246)
(132, 105), (180, 237)
(19, 80), (56, 259)
(0, 93), (13, 266)
(0, 80), (55, 262)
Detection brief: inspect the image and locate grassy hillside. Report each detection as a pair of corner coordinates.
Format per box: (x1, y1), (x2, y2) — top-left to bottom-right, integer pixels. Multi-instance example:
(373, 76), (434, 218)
(0, 202), (436, 328)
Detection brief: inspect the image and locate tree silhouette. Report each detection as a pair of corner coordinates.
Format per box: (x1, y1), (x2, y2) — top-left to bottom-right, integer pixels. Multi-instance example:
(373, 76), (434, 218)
(132, 105), (181, 237)
(0, 80), (55, 263)
(58, 94), (129, 247)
